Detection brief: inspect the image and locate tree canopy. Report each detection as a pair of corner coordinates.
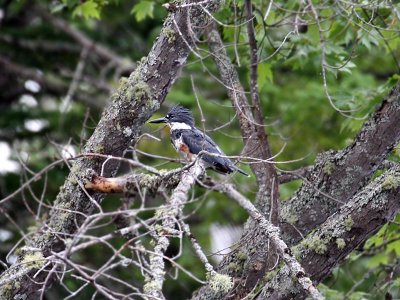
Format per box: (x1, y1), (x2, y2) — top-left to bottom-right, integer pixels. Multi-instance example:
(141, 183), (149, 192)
(0, 0), (399, 299)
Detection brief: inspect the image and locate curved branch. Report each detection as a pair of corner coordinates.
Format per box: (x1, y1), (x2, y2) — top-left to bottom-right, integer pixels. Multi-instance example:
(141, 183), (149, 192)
(145, 162), (205, 299)
(281, 83), (400, 245)
(206, 22), (281, 298)
(261, 166), (400, 299)
(0, 1), (222, 298)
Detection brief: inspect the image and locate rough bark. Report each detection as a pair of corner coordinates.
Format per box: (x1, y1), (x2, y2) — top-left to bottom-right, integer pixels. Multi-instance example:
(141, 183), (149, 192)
(260, 166), (400, 299)
(206, 24), (280, 298)
(145, 162), (205, 299)
(281, 83), (400, 245)
(0, 1), (221, 298)
(197, 29), (400, 298)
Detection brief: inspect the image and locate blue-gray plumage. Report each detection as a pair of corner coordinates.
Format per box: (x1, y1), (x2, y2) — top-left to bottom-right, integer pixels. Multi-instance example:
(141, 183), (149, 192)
(149, 105), (249, 176)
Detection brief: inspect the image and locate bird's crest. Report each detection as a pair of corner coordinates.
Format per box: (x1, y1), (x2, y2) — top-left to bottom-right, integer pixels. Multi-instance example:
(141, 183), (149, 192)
(167, 105), (195, 126)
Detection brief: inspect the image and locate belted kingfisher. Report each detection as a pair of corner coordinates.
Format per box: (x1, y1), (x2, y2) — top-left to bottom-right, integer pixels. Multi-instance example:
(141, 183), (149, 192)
(149, 105), (249, 176)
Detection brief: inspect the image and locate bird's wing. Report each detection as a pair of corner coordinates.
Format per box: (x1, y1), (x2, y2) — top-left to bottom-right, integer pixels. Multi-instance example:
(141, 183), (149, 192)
(181, 129), (234, 173)
(180, 128), (223, 155)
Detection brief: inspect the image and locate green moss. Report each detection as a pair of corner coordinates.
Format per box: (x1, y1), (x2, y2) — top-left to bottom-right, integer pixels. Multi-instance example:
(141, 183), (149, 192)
(155, 224), (163, 234)
(303, 236), (328, 255)
(227, 262), (241, 273)
(207, 272), (233, 294)
(143, 280), (162, 294)
(132, 80), (151, 100)
(140, 56), (147, 64)
(93, 144), (104, 154)
(282, 212), (298, 225)
(21, 251), (45, 269)
(163, 27), (176, 43)
(236, 251), (248, 261)
(323, 161), (335, 175)
(0, 282), (24, 299)
(382, 175), (400, 191)
(262, 260), (285, 283)
(336, 238), (346, 249)
(119, 77), (129, 87)
(2, 283), (13, 296)
(154, 205), (166, 218)
(344, 216), (354, 231)
(291, 245), (303, 261)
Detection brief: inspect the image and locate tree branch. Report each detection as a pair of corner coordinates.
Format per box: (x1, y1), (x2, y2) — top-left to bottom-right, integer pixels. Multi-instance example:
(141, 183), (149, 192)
(261, 165), (400, 299)
(244, 0), (280, 226)
(0, 1), (222, 298)
(144, 162), (205, 299)
(281, 83), (400, 245)
(206, 22), (280, 298)
(278, 166), (313, 184)
(35, 6), (133, 71)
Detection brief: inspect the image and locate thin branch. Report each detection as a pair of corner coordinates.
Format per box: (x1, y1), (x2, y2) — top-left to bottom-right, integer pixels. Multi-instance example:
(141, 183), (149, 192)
(215, 184), (324, 300)
(144, 162), (205, 299)
(35, 6), (133, 70)
(278, 166), (313, 184)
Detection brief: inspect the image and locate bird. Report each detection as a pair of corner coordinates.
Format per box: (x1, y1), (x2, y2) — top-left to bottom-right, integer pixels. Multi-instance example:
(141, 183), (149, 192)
(149, 105), (249, 176)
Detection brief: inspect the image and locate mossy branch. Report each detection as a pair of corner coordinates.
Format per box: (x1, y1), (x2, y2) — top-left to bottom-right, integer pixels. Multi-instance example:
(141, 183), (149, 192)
(261, 166), (400, 299)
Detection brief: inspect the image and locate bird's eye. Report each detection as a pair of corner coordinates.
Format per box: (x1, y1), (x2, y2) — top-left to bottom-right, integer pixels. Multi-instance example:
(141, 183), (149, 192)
(166, 114), (170, 119)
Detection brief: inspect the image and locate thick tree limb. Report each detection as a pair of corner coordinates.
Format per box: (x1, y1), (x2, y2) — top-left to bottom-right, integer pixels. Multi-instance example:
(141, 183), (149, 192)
(217, 185), (323, 300)
(84, 171), (182, 194)
(260, 166), (400, 299)
(0, 1), (221, 298)
(206, 23), (280, 298)
(281, 83), (400, 245)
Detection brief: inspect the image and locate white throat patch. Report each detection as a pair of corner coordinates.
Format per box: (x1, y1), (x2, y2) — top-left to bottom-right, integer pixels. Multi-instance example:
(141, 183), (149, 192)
(170, 122), (191, 130)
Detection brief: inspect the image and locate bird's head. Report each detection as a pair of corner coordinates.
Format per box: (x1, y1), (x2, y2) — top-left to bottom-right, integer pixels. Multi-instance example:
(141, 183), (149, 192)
(149, 105), (195, 128)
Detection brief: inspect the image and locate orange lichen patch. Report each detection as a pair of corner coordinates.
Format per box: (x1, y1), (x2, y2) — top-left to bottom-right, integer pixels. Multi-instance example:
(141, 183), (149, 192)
(85, 176), (124, 193)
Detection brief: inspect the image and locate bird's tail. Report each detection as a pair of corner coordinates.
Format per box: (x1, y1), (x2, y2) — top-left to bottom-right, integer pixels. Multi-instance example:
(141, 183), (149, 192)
(233, 165), (250, 177)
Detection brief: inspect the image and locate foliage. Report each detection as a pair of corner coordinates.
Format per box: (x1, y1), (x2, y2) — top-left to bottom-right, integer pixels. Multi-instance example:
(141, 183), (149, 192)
(0, 0), (399, 298)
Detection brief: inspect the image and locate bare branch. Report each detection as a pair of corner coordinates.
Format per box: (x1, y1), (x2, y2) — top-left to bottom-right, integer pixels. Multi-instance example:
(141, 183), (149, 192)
(261, 165), (400, 299)
(281, 83), (400, 245)
(35, 6), (134, 71)
(0, 1), (222, 297)
(144, 162), (205, 299)
(278, 166), (313, 184)
(214, 184), (323, 300)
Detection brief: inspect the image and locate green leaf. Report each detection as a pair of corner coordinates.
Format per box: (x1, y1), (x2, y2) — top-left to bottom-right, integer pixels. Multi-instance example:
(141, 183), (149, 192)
(387, 239), (400, 256)
(319, 283), (343, 299)
(131, 1), (155, 22)
(72, 1), (101, 19)
(366, 253), (388, 268)
(258, 62), (273, 89)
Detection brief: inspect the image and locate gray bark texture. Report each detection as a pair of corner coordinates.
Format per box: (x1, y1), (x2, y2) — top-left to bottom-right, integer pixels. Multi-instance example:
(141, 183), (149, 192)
(1, 2), (400, 299)
(0, 1), (221, 298)
(281, 85), (400, 245)
(207, 25), (281, 297)
(261, 166), (400, 299)
(191, 70), (400, 299)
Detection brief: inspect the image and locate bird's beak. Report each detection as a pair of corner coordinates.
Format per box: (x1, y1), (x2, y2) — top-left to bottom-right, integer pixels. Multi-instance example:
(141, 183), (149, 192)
(148, 117), (167, 124)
